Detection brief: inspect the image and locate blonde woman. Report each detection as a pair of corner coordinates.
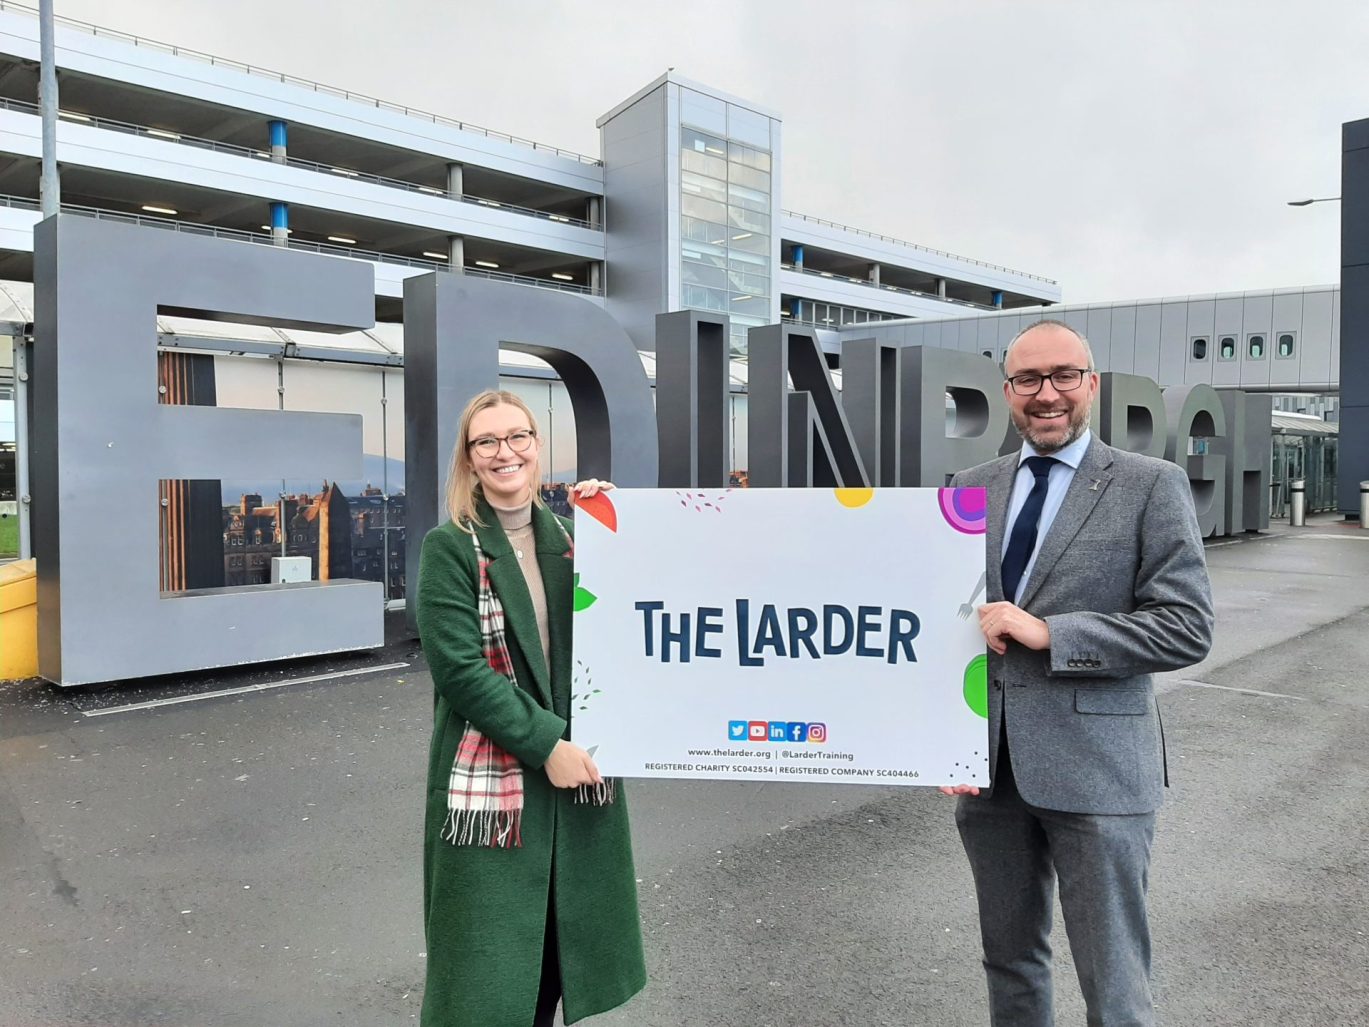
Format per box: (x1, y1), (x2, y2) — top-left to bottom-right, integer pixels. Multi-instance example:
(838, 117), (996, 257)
(416, 389), (645, 1026)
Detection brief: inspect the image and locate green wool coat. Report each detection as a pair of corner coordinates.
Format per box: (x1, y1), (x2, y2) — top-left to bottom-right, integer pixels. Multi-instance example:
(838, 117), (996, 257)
(416, 500), (646, 1026)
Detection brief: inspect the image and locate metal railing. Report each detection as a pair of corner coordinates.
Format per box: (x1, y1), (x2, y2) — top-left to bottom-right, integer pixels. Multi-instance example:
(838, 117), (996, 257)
(780, 263), (994, 310)
(782, 210), (1058, 286)
(0, 0), (602, 167)
(0, 194), (599, 296)
(0, 96), (597, 230)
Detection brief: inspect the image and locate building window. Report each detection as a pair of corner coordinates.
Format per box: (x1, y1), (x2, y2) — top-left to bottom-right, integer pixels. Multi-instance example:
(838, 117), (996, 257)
(1191, 337), (1208, 361)
(1218, 336), (1237, 361)
(1276, 332), (1296, 359)
(1248, 334), (1265, 360)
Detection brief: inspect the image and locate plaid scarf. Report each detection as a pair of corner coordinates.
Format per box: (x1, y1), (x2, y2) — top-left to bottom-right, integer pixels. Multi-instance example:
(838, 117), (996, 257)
(443, 514), (615, 849)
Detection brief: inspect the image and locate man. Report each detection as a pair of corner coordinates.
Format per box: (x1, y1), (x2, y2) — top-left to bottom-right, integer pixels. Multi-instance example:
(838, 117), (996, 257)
(943, 320), (1214, 1026)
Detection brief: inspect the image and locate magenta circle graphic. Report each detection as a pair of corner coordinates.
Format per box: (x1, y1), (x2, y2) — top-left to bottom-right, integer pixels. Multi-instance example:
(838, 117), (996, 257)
(938, 487), (987, 534)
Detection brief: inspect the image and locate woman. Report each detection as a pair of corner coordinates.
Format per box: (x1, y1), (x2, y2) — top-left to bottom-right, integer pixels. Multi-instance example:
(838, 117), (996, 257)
(416, 389), (646, 1027)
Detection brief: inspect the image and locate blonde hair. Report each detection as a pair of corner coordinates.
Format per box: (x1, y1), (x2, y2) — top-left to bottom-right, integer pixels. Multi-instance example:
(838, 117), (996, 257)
(445, 389), (545, 529)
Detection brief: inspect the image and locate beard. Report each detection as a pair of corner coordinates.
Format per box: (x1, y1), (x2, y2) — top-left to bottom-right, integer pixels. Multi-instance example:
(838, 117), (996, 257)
(1011, 400), (1091, 454)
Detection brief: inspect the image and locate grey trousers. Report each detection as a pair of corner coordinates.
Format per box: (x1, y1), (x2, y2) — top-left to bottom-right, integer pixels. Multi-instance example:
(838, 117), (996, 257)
(955, 754), (1157, 1027)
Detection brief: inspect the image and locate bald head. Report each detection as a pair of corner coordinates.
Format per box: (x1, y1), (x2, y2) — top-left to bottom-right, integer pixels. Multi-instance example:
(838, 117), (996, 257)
(1004, 320), (1094, 377)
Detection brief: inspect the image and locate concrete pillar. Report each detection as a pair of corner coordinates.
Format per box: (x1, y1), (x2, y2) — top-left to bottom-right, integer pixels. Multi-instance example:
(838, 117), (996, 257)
(868, 263), (881, 286)
(588, 196), (602, 229)
(446, 162), (463, 198)
(270, 201), (288, 247)
(793, 244), (805, 270)
(937, 278), (947, 298)
(793, 299), (803, 321)
(447, 235), (465, 271)
(268, 120), (287, 164)
(589, 262), (602, 294)
(992, 291), (1004, 309)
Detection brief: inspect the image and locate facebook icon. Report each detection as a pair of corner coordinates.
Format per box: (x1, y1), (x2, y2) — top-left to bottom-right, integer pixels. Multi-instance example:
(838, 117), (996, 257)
(787, 722), (809, 743)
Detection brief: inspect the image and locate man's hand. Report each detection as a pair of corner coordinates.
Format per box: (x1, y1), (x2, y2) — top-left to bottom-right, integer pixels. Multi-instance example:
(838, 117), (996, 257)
(544, 740), (604, 789)
(978, 601), (1050, 656)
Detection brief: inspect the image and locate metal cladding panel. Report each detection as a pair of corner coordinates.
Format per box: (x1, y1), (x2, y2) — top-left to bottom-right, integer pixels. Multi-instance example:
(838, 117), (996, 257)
(995, 316), (1020, 363)
(1058, 308), (1090, 349)
(1329, 289), (1342, 388)
(1343, 127), (1369, 268)
(1156, 300), (1188, 385)
(1269, 292), (1305, 388)
(1132, 304), (1162, 381)
(1108, 305), (1137, 375)
(958, 318), (981, 356)
(1298, 288), (1335, 390)
(1239, 293), (1274, 389)
(977, 317), (999, 359)
(1085, 306), (1113, 372)
(1339, 265), (1369, 512)
(1184, 298), (1217, 385)
(601, 84), (669, 352)
(1212, 297), (1245, 388)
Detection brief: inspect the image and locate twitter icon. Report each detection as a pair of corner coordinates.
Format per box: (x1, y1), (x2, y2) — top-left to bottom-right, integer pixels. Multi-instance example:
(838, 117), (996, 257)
(728, 720), (747, 740)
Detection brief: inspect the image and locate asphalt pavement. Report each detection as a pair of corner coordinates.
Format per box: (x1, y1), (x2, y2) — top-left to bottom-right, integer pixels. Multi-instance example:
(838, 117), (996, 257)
(1, 516), (1366, 1026)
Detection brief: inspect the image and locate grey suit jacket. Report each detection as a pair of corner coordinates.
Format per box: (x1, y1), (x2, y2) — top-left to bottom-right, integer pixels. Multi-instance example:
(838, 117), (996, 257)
(950, 438), (1214, 815)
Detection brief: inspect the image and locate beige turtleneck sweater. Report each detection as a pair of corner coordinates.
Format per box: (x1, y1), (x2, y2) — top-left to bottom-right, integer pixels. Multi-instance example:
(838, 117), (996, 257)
(489, 499), (551, 675)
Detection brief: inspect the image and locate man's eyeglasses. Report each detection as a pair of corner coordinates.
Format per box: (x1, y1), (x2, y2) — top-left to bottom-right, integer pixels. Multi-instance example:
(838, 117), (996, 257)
(1005, 368), (1094, 396)
(468, 429), (537, 457)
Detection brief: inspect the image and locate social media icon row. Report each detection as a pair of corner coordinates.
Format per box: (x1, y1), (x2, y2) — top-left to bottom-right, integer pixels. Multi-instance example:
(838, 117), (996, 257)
(728, 720), (828, 744)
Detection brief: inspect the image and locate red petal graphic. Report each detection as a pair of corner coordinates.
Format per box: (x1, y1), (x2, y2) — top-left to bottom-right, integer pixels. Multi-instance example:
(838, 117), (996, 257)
(572, 490), (618, 533)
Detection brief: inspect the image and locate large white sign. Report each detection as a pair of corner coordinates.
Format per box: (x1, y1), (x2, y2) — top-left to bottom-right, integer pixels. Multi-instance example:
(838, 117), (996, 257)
(570, 487), (991, 787)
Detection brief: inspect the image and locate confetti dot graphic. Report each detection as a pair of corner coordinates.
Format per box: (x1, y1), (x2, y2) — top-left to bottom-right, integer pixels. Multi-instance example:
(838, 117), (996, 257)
(938, 487), (987, 535)
(963, 653), (989, 719)
(834, 488), (874, 508)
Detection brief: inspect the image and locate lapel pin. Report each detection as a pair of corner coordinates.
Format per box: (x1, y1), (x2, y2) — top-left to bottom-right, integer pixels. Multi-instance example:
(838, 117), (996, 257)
(1089, 479), (1103, 491)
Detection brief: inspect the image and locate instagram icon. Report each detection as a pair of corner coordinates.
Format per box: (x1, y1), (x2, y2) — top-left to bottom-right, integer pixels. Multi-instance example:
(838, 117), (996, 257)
(807, 723), (828, 744)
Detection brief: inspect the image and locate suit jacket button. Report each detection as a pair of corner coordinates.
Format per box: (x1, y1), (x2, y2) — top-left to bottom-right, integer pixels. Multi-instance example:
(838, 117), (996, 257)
(993, 680), (1002, 691)
(1067, 659), (1078, 667)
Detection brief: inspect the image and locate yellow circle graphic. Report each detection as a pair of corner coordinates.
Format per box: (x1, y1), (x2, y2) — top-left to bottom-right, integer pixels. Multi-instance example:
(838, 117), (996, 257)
(833, 488), (874, 508)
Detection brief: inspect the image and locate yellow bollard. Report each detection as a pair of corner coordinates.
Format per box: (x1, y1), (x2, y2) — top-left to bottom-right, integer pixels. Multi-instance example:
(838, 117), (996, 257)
(0, 559), (39, 680)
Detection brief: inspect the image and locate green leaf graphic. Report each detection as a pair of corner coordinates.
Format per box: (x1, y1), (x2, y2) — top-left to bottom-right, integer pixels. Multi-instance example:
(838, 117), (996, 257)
(573, 586), (598, 612)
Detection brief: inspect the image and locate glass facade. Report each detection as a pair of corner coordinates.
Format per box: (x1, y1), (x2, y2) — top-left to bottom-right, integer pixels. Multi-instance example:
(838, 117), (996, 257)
(680, 123), (773, 359)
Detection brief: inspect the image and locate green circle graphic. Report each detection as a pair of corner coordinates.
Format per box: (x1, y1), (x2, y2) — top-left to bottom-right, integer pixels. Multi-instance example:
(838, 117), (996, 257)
(963, 654), (989, 719)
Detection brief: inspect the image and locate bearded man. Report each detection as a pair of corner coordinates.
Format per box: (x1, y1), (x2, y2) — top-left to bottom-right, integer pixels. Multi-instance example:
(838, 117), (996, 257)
(943, 320), (1214, 1026)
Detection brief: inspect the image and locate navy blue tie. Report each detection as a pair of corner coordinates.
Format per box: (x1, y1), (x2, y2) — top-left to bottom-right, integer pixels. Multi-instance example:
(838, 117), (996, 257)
(1001, 456), (1058, 604)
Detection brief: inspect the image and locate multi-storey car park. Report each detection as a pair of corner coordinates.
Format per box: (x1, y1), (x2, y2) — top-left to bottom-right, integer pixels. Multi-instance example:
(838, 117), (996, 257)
(0, 1), (1059, 349)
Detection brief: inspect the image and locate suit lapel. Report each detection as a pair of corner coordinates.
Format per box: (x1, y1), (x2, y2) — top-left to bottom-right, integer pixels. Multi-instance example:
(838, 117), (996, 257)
(1017, 438), (1115, 609)
(474, 509), (554, 711)
(534, 506), (574, 719)
(985, 456), (1019, 603)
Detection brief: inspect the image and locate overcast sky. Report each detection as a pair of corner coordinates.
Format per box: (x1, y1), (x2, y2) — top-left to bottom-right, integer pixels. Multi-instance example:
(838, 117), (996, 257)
(50, 0), (1369, 304)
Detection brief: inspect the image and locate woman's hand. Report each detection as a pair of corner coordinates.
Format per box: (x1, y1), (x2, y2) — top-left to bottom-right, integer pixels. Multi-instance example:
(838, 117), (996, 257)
(570, 479), (615, 499)
(544, 740), (604, 789)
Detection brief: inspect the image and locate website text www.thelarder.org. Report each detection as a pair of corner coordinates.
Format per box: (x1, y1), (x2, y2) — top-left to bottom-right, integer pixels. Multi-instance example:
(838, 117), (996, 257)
(684, 747), (856, 762)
